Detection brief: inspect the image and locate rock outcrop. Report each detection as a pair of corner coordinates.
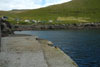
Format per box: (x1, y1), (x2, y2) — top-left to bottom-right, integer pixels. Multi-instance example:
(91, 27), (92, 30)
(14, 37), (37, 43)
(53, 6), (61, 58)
(0, 18), (14, 37)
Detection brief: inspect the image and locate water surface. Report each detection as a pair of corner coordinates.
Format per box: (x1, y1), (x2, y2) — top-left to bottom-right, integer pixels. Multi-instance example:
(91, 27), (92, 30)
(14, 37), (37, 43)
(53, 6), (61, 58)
(15, 30), (100, 67)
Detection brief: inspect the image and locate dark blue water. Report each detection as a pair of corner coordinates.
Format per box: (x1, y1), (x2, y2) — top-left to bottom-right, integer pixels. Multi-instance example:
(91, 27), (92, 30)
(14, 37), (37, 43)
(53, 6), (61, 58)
(15, 30), (100, 67)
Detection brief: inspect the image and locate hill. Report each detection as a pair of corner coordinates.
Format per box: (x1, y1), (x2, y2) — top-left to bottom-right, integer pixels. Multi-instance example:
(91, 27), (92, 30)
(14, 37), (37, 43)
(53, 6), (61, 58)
(0, 0), (100, 24)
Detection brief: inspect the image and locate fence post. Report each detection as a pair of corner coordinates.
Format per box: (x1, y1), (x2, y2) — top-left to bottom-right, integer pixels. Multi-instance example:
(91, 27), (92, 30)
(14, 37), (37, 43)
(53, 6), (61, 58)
(0, 25), (1, 52)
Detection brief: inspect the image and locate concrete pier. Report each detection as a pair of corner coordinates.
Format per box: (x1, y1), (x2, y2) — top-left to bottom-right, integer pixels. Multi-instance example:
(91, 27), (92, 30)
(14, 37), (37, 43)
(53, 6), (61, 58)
(0, 35), (78, 67)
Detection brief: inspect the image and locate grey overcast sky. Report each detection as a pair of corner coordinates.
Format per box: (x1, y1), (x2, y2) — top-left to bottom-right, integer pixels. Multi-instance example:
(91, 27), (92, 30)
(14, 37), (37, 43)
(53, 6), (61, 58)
(0, 0), (71, 11)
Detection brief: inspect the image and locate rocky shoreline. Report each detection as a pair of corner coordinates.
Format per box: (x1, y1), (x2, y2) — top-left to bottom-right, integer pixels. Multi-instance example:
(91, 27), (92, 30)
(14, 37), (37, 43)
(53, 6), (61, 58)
(14, 23), (100, 31)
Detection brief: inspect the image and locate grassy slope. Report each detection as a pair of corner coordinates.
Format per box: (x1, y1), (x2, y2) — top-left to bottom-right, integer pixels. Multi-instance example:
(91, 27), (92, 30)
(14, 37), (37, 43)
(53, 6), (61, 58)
(1, 0), (100, 23)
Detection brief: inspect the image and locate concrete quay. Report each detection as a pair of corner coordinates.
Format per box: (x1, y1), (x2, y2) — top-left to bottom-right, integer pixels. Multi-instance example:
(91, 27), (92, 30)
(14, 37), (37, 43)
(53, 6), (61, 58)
(0, 35), (78, 67)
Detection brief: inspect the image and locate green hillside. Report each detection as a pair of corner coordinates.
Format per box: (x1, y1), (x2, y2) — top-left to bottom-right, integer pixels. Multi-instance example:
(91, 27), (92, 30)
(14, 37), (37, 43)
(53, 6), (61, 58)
(0, 0), (100, 24)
